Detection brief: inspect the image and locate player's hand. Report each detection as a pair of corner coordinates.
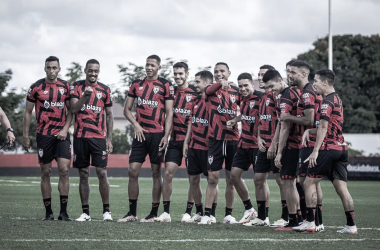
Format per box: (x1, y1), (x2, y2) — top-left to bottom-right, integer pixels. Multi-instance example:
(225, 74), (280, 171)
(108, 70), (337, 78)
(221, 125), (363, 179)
(267, 144), (276, 159)
(22, 136), (30, 152)
(159, 136), (168, 152)
(183, 143), (189, 158)
(84, 86), (93, 96)
(6, 131), (15, 146)
(106, 140), (113, 154)
(302, 129), (310, 147)
(304, 150), (318, 168)
(134, 123), (148, 142)
(280, 113), (291, 122)
(258, 136), (266, 152)
(220, 79), (229, 90)
(226, 119), (236, 130)
(55, 129), (68, 141)
(274, 153), (282, 169)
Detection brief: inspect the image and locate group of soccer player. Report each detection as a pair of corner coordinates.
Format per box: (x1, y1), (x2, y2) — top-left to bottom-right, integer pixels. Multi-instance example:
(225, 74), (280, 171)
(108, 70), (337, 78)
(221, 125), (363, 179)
(21, 54), (357, 234)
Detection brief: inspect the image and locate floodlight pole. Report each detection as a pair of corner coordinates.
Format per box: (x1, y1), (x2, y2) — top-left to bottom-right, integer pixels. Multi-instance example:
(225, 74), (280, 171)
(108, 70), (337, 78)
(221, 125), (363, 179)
(328, 0), (333, 70)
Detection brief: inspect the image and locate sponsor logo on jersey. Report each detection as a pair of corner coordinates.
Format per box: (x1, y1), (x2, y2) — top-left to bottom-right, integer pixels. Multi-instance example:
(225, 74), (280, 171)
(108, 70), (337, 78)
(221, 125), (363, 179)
(81, 104), (102, 113)
(192, 115), (209, 126)
(249, 101), (255, 109)
(241, 115), (256, 123)
(260, 114), (272, 122)
(44, 100), (65, 109)
(137, 97), (158, 108)
(321, 103), (329, 114)
(217, 105), (235, 117)
(173, 107), (191, 116)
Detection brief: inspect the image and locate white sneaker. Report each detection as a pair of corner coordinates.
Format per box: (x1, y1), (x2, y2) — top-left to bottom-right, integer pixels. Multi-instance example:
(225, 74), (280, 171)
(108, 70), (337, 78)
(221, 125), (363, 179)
(336, 225), (357, 234)
(292, 221), (316, 233)
(103, 211), (113, 221)
(223, 215), (237, 224)
(243, 217), (269, 226)
(181, 213), (191, 222)
(198, 215), (212, 225)
(117, 212), (138, 222)
(316, 224), (325, 232)
(270, 218), (288, 227)
(210, 215), (216, 224)
(154, 212), (171, 222)
(186, 213), (202, 223)
(238, 208), (258, 224)
(75, 213), (91, 222)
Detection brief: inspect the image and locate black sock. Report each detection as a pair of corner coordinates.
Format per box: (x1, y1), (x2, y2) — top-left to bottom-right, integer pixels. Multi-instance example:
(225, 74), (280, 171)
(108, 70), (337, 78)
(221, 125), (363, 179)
(195, 203), (203, 215)
(296, 182), (307, 218)
(297, 209), (304, 223)
(288, 214), (298, 226)
(281, 200), (289, 221)
(306, 207), (316, 222)
(163, 201), (171, 214)
(315, 206), (320, 226)
(59, 196), (68, 214)
(205, 207), (211, 217)
(265, 207), (269, 218)
(345, 211), (355, 226)
(317, 204), (323, 225)
(257, 201), (266, 220)
(82, 204), (89, 215)
(225, 207), (233, 217)
(43, 198), (53, 215)
(211, 203), (217, 217)
(129, 199), (137, 216)
(185, 201), (194, 215)
(103, 204), (110, 213)
(150, 203), (159, 216)
(243, 199), (253, 210)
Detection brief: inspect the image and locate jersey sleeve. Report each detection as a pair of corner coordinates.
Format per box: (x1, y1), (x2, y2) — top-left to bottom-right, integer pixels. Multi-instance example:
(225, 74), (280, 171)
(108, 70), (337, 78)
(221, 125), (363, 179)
(279, 90), (294, 114)
(104, 87), (113, 107)
(70, 83), (80, 99)
(303, 89), (316, 110)
(320, 99), (333, 122)
(26, 84), (37, 103)
(165, 82), (174, 100)
(127, 82), (137, 98)
(65, 82), (71, 101)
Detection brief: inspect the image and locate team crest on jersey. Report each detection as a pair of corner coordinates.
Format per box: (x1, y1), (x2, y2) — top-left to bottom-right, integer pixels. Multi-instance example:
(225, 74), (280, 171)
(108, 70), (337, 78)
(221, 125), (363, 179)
(186, 95), (192, 102)
(208, 155), (213, 165)
(218, 95), (221, 98)
(44, 90), (48, 94)
(249, 101), (255, 109)
(139, 86), (143, 90)
(230, 96), (236, 103)
(59, 88), (65, 95)
(266, 99), (270, 106)
(194, 105), (198, 109)
(96, 92), (103, 99)
(44, 100), (50, 109)
(38, 149), (43, 158)
(153, 87), (159, 94)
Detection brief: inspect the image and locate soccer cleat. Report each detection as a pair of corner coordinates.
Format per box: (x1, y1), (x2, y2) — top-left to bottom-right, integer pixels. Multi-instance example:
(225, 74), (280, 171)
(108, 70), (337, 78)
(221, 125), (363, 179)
(103, 211), (113, 221)
(117, 212), (138, 222)
(186, 213), (202, 223)
(243, 217), (269, 227)
(223, 215), (237, 224)
(210, 215), (216, 223)
(270, 218), (289, 227)
(58, 213), (72, 221)
(292, 221), (316, 233)
(316, 224), (325, 232)
(238, 208), (258, 224)
(75, 213), (91, 222)
(336, 225), (357, 234)
(42, 214), (54, 221)
(198, 215), (212, 225)
(154, 212), (171, 222)
(274, 224), (294, 231)
(140, 214), (156, 222)
(181, 213), (191, 222)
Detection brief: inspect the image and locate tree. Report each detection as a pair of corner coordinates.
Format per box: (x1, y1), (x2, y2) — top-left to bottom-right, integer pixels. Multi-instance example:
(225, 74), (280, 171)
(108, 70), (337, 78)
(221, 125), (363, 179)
(65, 62), (83, 83)
(297, 34), (380, 133)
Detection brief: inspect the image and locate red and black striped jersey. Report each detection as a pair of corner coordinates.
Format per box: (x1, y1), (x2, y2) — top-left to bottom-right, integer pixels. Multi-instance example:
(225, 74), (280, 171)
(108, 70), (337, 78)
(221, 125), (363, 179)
(70, 80), (112, 138)
(276, 87), (301, 149)
(258, 91), (278, 147)
(127, 77), (174, 133)
(238, 91), (263, 149)
(189, 96), (209, 150)
(171, 85), (199, 141)
(319, 92), (347, 151)
(26, 78), (70, 136)
(205, 83), (240, 141)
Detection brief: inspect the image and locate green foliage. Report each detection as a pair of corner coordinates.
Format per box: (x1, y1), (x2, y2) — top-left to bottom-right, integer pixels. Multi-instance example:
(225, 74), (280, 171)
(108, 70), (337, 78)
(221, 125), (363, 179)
(111, 127), (134, 154)
(65, 62), (83, 83)
(346, 141), (364, 156)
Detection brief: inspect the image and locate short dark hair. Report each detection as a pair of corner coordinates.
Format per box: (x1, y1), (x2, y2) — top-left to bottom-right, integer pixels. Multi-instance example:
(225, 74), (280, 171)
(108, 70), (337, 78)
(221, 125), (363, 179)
(147, 55), (161, 64)
(260, 65), (275, 70)
(173, 62), (189, 72)
(291, 60), (310, 73)
(45, 56), (59, 65)
(237, 73), (253, 81)
(316, 69), (335, 85)
(215, 62), (229, 70)
(262, 69), (283, 83)
(286, 60), (296, 68)
(195, 70), (213, 83)
(85, 59), (100, 68)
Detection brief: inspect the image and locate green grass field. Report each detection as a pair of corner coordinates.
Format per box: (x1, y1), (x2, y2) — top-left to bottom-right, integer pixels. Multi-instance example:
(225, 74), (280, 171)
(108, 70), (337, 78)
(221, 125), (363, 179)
(0, 176), (379, 249)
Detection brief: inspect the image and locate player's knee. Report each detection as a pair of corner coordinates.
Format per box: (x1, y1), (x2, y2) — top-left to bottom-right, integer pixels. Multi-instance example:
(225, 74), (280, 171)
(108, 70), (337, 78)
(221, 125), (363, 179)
(207, 177), (219, 187)
(96, 169), (107, 181)
(254, 177), (265, 187)
(41, 168), (51, 180)
(58, 167), (69, 178)
(79, 169), (89, 180)
(151, 168), (161, 179)
(128, 167), (139, 180)
(229, 171), (240, 184)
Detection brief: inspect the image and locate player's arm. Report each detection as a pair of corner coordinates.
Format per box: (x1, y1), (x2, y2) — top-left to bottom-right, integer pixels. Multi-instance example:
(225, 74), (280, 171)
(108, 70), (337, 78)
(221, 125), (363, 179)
(205, 82), (222, 96)
(159, 99), (174, 151)
(183, 119), (192, 158)
(257, 128), (266, 152)
(304, 119), (328, 167)
(226, 114), (241, 130)
(22, 101), (35, 152)
(302, 128), (317, 146)
(55, 100), (73, 141)
(123, 96), (148, 142)
(70, 87), (93, 114)
(281, 108), (314, 126)
(267, 121), (280, 159)
(105, 106), (114, 153)
(274, 120), (290, 168)
(0, 107), (15, 145)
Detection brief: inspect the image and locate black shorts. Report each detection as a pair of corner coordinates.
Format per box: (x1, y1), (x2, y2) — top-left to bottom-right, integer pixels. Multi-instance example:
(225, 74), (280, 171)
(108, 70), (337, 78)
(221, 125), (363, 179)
(231, 148), (258, 171)
(186, 148), (208, 176)
(307, 150), (348, 182)
(73, 137), (107, 168)
(298, 147), (314, 177)
(280, 148), (299, 179)
(207, 139), (238, 172)
(36, 133), (71, 165)
(129, 133), (164, 165)
(255, 148), (278, 173)
(165, 140), (184, 166)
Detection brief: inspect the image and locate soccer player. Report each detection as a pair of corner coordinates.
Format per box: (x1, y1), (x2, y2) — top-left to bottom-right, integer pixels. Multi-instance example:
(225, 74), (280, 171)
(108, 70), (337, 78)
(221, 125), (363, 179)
(70, 59), (114, 222)
(155, 62), (198, 222)
(0, 107), (15, 146)
(199, 62), (240, 224)
(292, 69), (357, 234)
(23, 56), (73, 221)
(227, 73), (262, 224)
(182, 70), (213, 223)
(118, 55), (174, 222)
(281, 60), (324, 231)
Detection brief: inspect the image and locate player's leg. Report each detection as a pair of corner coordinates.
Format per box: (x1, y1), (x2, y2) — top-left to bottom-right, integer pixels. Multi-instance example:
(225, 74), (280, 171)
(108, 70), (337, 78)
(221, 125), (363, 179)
(316, 183), (324, 231)
(96, 167), (112, 221)
(270, 172), (289, 227)
(186, 174), (203, 223)
(224, 140), (238, 223)
(40, 162), (54, 220)
(199, 170), (220, 224)
(157, 161), (178, 222)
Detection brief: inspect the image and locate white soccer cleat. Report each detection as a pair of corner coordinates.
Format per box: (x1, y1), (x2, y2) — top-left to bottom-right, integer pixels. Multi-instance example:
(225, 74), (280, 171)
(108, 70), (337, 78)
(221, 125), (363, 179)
(336, 225), (357, 234)
(198, 215), (212, 225)
(210, 215), (217, 223)
(75, 213), (91, 222)
(316, 224), (325, 232)
(103, 211), (113, 221)
(270, 218), (289, 227)
(243, 217), (269, 227)
(117, 213), (138, 222)
(292, 221), (316, 233)
(186, 213), (202, 223)
(154, 212), (171, 222)
(181, 213), (191, 222)
(238, 208), (258, 224)
(223, 215), (237, 224)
